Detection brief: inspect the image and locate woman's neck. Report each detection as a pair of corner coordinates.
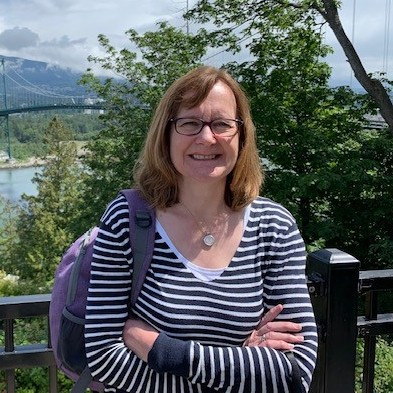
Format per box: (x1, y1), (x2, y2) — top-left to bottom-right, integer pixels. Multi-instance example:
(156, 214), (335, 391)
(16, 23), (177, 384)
(178, 181), (229, 219)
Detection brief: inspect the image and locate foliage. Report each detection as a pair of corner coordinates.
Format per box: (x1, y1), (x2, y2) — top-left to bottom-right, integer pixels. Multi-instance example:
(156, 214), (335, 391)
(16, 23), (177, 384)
(356, 338), (393, 392)
(322, 128), (393, 268)
(12, 117), (85, 284)
(0, 270), (18, 296)
(0, 273), (50, 296)
(0, 117), (93, 391)
(0, 113), (103, 161)
(187, 0), (392, 269)
(0, 368), (75, 393)
(77, 21), (207, 227)
(7, 140), (46, 160)
(0, 196), (20, 274)
(10, 113), (103, 143)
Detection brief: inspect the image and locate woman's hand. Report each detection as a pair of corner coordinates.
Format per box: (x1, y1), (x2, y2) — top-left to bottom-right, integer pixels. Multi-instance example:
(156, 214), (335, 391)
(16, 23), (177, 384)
(243, 304), (304, 350)
(123, 316), (159, 362)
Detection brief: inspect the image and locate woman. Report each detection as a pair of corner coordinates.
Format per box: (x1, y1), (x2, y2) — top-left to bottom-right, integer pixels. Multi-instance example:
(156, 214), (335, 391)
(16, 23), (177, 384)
(85, 66), (318, 392)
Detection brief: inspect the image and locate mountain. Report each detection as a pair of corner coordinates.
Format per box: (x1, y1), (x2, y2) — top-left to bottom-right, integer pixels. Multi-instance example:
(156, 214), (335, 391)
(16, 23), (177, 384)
(1, 55), (90, 97)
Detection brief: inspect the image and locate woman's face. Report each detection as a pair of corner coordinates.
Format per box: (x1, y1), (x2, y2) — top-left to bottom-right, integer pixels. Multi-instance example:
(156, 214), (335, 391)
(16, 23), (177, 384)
(169, 81), (240, 187)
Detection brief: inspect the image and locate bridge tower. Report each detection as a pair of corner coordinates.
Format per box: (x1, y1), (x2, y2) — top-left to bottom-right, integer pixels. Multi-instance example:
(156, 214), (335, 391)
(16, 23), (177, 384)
(0, 58), (12, 160)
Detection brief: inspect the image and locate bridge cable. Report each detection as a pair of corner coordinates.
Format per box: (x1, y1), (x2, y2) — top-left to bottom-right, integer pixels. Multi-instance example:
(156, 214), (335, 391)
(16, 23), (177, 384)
(7, 66), (89, 99)
(383, 0), (391, 74)
(7, 68), (86, 98)
(5, 73), (73, 98)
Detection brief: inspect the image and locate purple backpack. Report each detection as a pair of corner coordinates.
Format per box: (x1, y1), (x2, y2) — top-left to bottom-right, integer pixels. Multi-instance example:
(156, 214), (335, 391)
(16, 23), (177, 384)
(49, 189), (155, 393)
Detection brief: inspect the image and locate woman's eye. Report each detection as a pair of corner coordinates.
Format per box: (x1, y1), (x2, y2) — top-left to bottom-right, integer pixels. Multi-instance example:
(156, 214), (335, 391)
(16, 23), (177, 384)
(214, 120), (231, 128)
(179, 120), (200, 127)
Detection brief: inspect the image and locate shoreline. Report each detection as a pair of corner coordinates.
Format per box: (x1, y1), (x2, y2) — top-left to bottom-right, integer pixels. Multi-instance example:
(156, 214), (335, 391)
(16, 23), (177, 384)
(0, 157), (46, 170)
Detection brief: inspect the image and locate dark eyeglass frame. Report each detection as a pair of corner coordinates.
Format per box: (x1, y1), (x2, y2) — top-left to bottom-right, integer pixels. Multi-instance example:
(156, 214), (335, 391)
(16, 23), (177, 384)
(169, 117), (243, 136)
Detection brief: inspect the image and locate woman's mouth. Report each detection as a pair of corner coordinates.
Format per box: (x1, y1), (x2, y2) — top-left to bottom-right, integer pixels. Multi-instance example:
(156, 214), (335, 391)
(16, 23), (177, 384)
(191, 154), (218, 160)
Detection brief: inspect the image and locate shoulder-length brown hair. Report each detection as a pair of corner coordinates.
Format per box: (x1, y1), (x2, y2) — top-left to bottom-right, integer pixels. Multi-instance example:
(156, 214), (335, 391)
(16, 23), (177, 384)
(133, 66), (264, 210)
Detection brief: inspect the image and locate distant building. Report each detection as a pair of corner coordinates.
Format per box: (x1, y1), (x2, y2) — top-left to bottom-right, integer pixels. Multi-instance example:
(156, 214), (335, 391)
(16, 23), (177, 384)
(83, 97), (104, 115)
(364, 113), (387, 130)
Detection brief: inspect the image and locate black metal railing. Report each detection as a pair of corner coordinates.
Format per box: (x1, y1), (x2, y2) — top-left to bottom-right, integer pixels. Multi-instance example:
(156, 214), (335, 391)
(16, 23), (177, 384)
(358, 269), (393, 393)
(307, 249), (393, 393)
(0, 293), (57, 393)
(1, 249), (393, 392)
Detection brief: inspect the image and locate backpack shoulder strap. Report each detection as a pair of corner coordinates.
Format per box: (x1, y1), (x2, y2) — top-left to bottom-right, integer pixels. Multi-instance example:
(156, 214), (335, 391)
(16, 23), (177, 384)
(70, 366), (92, 393)
(120, 189), (155, 308)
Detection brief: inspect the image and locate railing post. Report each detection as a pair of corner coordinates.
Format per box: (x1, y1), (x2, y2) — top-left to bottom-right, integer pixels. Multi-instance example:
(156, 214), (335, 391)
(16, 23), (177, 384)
(362, 291), (378, 393)
(307, 248), (360, 393)
(48, 316), (59, 392)
(4, 318), (16, 393)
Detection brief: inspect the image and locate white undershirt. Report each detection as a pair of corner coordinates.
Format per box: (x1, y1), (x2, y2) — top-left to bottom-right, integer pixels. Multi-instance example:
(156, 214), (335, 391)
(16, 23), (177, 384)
(156, 205), (251, 281)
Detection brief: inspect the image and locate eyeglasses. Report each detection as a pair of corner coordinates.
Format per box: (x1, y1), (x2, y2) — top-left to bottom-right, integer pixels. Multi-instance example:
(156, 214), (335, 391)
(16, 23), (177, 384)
(169, 117), (243, 136)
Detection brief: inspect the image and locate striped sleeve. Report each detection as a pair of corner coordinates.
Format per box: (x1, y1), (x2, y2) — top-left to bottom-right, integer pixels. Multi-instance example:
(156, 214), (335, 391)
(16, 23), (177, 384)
(148, 333), (295, 392)
(84, 196), (141, 389)
(261, 215), (318, 392)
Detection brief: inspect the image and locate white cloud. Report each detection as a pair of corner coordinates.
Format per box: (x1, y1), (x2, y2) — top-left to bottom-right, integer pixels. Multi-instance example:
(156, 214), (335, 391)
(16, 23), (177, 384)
(0, 0), (185, 72)
(40, 36), (87, 49)
(0, 27), (40, 50)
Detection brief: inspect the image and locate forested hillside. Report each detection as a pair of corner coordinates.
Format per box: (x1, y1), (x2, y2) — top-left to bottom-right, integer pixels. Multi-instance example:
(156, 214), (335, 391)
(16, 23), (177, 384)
(1, 113), (104, 161)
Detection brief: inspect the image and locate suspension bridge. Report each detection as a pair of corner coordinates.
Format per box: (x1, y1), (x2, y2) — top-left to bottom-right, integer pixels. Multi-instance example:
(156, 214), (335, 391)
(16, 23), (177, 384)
(0, 58), (105, 160)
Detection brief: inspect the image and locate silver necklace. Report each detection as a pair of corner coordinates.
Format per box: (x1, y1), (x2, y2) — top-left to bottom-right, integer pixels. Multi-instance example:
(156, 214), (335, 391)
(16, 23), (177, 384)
(179, 202), (216, 247)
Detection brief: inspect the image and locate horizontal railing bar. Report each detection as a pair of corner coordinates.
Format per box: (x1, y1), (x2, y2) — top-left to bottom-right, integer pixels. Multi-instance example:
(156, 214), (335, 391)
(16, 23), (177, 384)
(0, 294), (51, 319)
(359, 269), (393, 293)
(357, 313), (393, 337)
(0, 344), (55, 369)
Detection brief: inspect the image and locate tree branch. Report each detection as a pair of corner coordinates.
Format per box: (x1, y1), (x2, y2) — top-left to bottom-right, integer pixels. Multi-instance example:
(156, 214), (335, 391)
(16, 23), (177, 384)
(318, 0), (393, 134)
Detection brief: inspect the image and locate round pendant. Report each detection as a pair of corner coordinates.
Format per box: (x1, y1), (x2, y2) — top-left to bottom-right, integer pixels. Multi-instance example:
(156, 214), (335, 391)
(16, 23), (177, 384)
(203, 233), (215, 247)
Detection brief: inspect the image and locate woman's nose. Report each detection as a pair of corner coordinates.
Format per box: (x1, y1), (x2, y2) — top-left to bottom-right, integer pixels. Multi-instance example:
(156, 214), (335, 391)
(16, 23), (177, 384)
(196, 124), (216, 143)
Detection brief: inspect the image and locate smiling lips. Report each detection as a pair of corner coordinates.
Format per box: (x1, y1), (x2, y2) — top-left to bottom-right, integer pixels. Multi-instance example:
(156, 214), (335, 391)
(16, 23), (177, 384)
(191, 154), (219, 160)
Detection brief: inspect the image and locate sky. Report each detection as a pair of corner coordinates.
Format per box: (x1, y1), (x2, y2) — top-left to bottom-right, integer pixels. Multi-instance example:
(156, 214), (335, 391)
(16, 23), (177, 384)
(0, 0), (392, 88)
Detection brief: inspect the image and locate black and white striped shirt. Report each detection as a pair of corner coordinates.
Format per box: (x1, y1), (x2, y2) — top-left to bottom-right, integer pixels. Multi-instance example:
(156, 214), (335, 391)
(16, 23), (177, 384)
(85, 195), (318, 392)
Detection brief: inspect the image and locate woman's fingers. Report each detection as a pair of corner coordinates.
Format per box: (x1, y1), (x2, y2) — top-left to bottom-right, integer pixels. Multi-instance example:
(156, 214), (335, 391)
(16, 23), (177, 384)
(247, 331), (304, 350)
(244, 304), (304, 349)
(258, 338), (296, 351)
(256, 304), (283, 330)
(259, 320), (303, 334)
(258, 331), (304, 344)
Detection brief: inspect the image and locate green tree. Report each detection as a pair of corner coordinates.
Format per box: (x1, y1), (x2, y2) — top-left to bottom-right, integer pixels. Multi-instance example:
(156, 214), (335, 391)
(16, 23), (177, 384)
(0, 196), (20, 276)
(14, 117), (84, 284)
(189, 0), (393, 133)
(356, 338), (393, 392)
(187, 0), (392, 267)
(324, 128), (393, 268)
